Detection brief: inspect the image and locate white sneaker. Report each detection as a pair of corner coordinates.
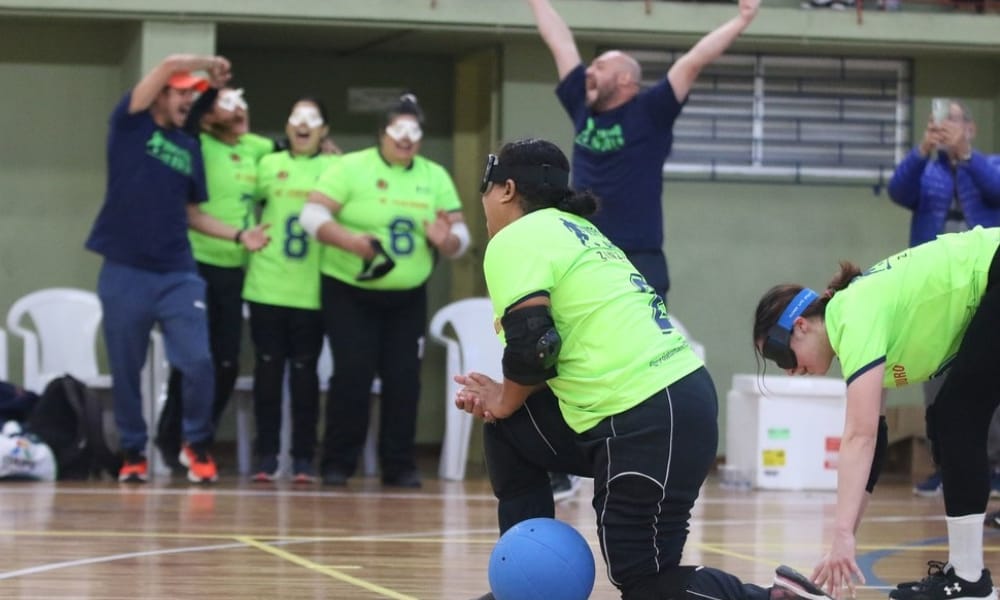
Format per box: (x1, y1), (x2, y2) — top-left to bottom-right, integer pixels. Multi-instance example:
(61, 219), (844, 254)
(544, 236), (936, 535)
(551, 473), (583, 503)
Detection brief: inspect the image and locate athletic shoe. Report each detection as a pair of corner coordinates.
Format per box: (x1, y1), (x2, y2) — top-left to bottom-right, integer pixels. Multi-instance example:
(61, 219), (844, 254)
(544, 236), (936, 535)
(252, 455), (278, 483)
(292, 458), (318, 484)
(383, 469), (422, 488)
(913, 471), (943, 497)
(118, 451), (149, 483)
(551, 472), (582, 503)
(179, 443), (219, 484)
(771, 565), (833, 600)
(322, 468), (348, 487)
(890, 561), (997, 600)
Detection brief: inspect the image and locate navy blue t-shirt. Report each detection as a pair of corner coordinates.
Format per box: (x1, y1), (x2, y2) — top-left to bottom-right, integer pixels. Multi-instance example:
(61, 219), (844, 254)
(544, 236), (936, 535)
(86, 92), (208, 273)
(556, 64), (684, 253)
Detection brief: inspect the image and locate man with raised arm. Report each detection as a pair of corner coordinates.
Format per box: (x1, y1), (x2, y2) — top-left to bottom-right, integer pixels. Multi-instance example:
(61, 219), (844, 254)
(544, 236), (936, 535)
(526, 0), (760, 305)
(526, 0), (760, 503)
(85, 54), (269, 484)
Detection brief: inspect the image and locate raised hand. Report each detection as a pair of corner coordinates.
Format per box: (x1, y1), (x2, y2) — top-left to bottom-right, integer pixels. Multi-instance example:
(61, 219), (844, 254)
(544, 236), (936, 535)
(739, 0), (761, 23)
(424, 209), (453, 250)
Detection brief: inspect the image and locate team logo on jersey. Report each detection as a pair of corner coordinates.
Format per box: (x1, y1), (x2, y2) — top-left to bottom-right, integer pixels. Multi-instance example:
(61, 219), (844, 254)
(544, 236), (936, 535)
(277, 171), (289, 180)
(891, 364), (909, 387)
(146, 131), (193, 176)
(376, 179), (388, 190)
(575, 117), (625, 153)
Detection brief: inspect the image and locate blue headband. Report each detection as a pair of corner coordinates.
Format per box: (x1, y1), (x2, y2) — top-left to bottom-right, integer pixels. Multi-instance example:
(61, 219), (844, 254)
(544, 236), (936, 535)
(777, 288), (820, 331)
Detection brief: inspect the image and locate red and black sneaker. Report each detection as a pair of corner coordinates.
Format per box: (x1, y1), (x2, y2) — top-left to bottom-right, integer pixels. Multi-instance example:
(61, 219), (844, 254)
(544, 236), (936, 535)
(179, 443), (218, 484)
(118, 451), (149, 483)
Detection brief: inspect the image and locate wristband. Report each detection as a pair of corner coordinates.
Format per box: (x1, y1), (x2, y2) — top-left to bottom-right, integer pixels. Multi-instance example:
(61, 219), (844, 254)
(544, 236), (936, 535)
(234, 229), (244, 245)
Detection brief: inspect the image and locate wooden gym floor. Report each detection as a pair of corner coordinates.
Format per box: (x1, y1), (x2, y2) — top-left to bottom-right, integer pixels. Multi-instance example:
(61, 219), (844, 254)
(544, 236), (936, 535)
(0, 472), (994, 599)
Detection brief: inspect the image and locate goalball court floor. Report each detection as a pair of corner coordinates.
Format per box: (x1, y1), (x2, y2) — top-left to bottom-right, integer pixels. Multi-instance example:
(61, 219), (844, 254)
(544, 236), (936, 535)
(0, 474), (993, 599)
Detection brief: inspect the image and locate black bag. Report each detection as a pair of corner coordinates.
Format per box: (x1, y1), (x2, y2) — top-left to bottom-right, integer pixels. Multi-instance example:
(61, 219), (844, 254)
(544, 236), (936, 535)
(26, 374), (121, 480)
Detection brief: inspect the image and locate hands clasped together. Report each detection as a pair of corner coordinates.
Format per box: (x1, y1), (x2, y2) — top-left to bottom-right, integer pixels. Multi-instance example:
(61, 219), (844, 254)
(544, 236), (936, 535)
(454, 372), (502, 424)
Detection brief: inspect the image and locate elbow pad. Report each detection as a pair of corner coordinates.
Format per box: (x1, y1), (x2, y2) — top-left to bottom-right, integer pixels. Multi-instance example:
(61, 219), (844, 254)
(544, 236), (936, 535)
(450, 221), (470, 257)
(300, 202), (333, 238)
(865, 415), (888, 493)
(501, 305), (561, 386)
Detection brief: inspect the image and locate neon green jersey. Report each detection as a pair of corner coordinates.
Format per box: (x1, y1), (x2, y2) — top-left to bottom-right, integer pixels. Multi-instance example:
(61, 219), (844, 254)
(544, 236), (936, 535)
(243, 151), (337, 310)
(826, 226), (1000, 387)
(189, 132), (274, 267)
(312, 147), (462, 290)
(484, 208), (703, 433)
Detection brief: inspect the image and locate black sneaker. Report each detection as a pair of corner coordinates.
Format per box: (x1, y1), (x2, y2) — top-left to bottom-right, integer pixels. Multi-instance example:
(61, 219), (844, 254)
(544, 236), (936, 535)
(890, 561), (996, 600)
(322, 468), (348, 487)
(252, 455), (279, 483)
(292, 458), (318, 484)
(771, 565), (833, 600)
(383, 470), (421, 488)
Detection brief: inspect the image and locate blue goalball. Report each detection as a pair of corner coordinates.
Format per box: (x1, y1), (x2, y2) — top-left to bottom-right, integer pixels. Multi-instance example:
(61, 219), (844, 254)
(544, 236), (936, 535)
(488, 517), (596, 600)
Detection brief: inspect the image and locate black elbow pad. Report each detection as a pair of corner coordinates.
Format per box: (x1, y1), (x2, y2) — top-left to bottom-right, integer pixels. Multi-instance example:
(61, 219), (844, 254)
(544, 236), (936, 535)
(500, 305), (561, 385)
(865, 415), (888, 493)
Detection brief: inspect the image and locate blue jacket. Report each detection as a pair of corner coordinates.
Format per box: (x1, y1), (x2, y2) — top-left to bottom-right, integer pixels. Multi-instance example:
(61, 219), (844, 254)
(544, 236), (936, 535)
(887, 148), (1000, 246)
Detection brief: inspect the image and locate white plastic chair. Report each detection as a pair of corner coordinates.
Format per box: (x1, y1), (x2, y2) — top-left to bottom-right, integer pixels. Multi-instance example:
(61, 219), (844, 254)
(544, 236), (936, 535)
(6, 288), (160, 470)
(429, 297), (503, 481)
(6, 288), (109, 393)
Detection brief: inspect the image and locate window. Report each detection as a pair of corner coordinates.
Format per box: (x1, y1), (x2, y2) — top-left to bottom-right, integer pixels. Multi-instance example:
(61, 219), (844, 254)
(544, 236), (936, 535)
(627, 50), (912, 185)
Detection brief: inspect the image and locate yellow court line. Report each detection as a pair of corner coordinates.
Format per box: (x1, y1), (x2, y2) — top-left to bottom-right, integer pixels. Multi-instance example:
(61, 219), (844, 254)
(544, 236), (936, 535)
(693, 541), (815, 575)
(236, 536), (420, 600)
(0, 529), (496, 545)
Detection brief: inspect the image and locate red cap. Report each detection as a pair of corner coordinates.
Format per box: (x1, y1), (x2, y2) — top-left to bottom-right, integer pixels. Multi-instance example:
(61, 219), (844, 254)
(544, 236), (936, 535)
(167, 71), (209, 92)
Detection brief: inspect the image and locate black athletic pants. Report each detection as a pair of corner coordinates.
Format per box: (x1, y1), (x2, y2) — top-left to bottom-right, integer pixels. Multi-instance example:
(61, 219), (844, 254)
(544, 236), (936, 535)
(319, 275), (426, 479)
(928, 244), (1000, 516)
(247, 301), (323, 460)
(485, 368), (769, 600)
(159, 262), (245, 452)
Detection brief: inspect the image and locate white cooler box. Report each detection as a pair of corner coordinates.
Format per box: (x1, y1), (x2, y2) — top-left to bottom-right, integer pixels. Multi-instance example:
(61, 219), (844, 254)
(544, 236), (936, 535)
(726, 374), (847, 490)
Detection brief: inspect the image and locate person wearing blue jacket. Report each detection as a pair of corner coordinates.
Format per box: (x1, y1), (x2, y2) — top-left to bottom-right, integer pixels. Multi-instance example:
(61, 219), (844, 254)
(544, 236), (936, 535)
(889, 100), (1000, 246)
(888, 98), (1000, 498)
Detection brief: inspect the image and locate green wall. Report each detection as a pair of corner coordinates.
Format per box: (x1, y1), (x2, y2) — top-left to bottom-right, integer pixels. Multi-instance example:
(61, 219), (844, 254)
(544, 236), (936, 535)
(0, 19), (125, 372)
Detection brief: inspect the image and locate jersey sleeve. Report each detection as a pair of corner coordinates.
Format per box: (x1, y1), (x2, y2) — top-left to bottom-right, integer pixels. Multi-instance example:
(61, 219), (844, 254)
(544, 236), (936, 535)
(826, 293), (889, 385)
(109, 92), (147, 130)
(483, 222), (555, 314)
(244, 132), (278, 161)
(640, 77), (686, 131)
(554, 64), (588, 122)
(313, 157), (350, 205)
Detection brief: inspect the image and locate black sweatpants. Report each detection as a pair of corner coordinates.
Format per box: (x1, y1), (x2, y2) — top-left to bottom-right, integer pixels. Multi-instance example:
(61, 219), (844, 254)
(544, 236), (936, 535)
(319, 275), (426, 479)
(929, 244), (1000, 516)
(158, 262), (244, 451)
(486, 368), (769, 600)
(247, 301), (323, 460)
